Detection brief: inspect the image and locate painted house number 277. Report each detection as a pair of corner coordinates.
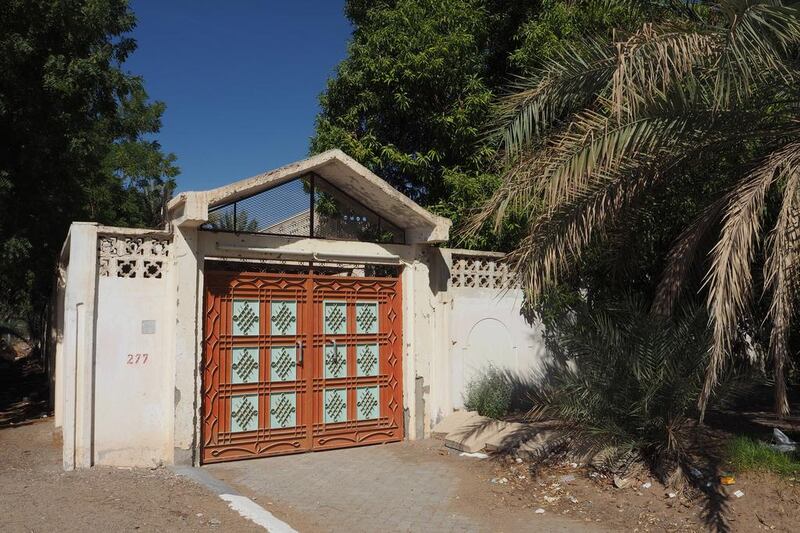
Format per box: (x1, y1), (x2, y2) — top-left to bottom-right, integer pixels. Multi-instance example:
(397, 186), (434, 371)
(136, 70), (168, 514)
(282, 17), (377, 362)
(126, 353), (149, 365)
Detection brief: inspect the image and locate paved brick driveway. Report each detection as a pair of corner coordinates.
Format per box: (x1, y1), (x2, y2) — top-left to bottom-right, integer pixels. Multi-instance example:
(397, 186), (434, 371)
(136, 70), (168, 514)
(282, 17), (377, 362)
(205, 440), (602, 533)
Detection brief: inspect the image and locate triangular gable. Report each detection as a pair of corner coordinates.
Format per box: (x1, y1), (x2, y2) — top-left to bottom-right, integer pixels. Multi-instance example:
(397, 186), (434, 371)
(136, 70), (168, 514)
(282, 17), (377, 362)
(167, 150), (451, 244)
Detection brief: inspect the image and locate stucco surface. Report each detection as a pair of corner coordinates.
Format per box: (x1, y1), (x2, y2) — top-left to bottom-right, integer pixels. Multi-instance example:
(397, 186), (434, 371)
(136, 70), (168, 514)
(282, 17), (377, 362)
(94, 276), (171, 466)
(448, 287), (547, 411)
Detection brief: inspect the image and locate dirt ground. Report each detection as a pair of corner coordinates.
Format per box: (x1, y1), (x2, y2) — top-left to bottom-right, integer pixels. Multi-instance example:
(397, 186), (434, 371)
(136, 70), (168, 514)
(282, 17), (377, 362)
(451, 445), (800, 532)
(0, 419), (261, 533)
(2, 415), (797, 532)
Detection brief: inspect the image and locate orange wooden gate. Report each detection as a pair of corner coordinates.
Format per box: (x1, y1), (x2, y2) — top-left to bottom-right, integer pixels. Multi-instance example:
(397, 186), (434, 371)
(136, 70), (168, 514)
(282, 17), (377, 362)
(201, 270), (403, 463)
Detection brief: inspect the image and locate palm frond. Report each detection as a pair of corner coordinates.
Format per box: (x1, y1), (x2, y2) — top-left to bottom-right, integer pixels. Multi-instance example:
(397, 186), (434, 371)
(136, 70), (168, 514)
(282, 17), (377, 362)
(511, 165), (657, 300)
(540, 113), (689, 207)
(700, 140), (800, 415)
(468, 112), (692, 237)
(652, 194), (728, 316)
(714, 0), (800, 108)
(495, 39), (616, 158)
(527, 296), (711, 482)
(763, 168), (800, 416)
(611, 23), (717, 118)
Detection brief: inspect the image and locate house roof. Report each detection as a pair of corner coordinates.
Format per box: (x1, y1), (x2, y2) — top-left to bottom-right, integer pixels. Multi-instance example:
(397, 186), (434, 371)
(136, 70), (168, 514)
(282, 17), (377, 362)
(166, 149), (451, 244)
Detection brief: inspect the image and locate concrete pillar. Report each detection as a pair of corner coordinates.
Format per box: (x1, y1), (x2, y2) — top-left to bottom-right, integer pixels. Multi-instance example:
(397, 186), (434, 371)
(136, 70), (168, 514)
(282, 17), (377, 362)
(61, 222), (98, 470)
(401, 258), (418, 439)
(53, 267), (66, 428)
(170, 225), (201, 465)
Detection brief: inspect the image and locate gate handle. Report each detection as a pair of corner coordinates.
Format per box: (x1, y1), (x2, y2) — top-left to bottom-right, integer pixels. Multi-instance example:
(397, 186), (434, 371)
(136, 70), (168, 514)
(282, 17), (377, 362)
(296, 340), (303, 366)
(327, 339), (338, 356)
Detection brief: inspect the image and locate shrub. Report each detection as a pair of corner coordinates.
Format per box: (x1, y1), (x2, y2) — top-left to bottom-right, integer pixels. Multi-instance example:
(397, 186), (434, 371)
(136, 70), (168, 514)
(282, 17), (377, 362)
(529, 296), (725, 481)
(726, 436), (800, 477)
(463, 366), (513, 419)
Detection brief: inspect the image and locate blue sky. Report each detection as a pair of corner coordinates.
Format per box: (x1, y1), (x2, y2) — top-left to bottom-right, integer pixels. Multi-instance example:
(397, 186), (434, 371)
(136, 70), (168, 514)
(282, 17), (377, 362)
(126, 1), (352, 192)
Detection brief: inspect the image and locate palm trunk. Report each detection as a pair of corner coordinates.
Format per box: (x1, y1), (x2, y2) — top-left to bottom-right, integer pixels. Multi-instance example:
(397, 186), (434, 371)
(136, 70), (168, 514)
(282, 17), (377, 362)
(774, 350), (789, 418)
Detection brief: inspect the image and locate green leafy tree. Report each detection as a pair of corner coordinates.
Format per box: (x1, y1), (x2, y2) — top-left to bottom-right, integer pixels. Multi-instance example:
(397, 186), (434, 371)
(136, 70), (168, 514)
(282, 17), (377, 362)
(312, 0), (497, 248)
(313, 0), (655, 249)
(0, 0), (178, 326)
(474, 0), (800, 415)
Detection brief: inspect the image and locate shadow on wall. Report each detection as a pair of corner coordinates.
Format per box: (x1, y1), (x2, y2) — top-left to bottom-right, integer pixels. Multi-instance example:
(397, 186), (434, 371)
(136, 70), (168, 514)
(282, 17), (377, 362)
(456, 318), (549, 411)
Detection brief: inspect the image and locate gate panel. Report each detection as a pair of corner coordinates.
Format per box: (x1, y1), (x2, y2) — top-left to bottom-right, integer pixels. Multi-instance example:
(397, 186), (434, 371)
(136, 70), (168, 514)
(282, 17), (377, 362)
(311, 276), (404, 451)
(202, 270), (403, 463)
(202, 272), (312, 463)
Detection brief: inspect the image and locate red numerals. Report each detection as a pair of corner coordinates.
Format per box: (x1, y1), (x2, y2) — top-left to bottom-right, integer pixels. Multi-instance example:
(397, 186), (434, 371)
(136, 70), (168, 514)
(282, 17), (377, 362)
(126, 353), (149, 365)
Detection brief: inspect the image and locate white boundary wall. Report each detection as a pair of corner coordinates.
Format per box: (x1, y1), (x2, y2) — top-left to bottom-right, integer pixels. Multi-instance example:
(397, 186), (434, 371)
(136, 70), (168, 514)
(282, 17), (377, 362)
(54, 223), (447, 468)
(53, 228), (546, 468)
(426, 249), (548, 424)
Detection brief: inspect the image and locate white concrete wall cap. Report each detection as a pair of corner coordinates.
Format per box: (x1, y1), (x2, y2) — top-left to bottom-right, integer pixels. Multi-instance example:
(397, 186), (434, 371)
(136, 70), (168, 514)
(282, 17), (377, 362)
(167, 191), (209, 228)
(96, 225), (171, 238)
(60, 222), (99, 263)
(166, 149), (451, 244)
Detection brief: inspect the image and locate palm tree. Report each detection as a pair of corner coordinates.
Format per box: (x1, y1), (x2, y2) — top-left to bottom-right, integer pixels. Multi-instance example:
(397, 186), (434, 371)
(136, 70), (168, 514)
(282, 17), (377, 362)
(207, 208), (259, 232)
(471, 0), (800, 416)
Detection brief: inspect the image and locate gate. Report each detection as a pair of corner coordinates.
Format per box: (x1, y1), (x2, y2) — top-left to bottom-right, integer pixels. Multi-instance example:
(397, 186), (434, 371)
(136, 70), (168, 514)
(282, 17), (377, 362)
(201, 270), (404, 463)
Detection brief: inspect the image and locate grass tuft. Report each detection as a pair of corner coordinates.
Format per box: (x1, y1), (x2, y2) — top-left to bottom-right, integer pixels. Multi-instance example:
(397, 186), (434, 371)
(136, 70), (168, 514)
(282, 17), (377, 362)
(726, 436), (800, 478)
(463, 366), (513, 419)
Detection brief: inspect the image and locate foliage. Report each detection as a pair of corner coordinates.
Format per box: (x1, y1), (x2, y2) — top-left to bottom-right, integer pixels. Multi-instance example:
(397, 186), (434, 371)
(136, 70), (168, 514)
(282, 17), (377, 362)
(474, 0), (800, 415)
(726, 436), (800, 478)
(313, 0), (657, 249)
(463, 365), (513, 419)
(0, 0), (178, 327)
(530, 296), (715, 481)
(207, 209), (259, 233)
(509, 0), (648, 72)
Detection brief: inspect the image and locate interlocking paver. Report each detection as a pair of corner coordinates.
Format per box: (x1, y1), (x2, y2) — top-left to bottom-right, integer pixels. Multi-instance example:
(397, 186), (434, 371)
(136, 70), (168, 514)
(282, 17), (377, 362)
(205, 440), (604, 533)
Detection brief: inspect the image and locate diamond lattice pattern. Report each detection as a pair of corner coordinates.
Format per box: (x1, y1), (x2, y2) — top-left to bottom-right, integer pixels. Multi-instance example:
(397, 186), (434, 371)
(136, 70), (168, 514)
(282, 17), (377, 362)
(356, 302), (378, 334)
(231, 394), (258, 432)
(356, 344), (378, 377)
(324, 344), (346, 378)
(270, 393), (296, 428)
(324, 301), (347, 334)
(232, 348), (259, 383)
(324, 388), (347, 424)
(270, 346), (296, 382)
(232, 299), (259, 336)
(271, 301), (297, 335)
(357, 386), (379, 420)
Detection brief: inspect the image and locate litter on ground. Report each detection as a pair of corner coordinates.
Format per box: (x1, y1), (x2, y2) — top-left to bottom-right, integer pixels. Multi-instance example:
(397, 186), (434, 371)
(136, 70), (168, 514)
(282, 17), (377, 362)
(459, 451), (489, 459)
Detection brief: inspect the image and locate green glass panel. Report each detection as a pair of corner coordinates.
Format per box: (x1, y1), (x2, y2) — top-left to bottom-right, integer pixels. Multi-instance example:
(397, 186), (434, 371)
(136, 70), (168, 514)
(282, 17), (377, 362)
(323, 301), (347, 335)
(231, 347), (259, 384)
(355, 301), (378, 334)
(270, 346), (296, 382)
(270, 300), (297, 336)
(232, 299), (260, 336)
(356, 343), (379, 377)
(324, 388), (347, 424)
(269, 392), (296, 428)
(231, 394), (258, 432)
(356, 386), (379, 421)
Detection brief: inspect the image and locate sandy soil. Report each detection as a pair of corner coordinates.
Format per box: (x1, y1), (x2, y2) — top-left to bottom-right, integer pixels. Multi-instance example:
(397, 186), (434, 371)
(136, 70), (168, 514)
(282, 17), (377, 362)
(0, 419), (262, 533)
(452, 446), (800, 532)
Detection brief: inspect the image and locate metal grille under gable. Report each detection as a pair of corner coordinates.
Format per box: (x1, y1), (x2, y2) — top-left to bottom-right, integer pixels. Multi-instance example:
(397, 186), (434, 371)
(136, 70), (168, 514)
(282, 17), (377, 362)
(202, 174), (405, 244)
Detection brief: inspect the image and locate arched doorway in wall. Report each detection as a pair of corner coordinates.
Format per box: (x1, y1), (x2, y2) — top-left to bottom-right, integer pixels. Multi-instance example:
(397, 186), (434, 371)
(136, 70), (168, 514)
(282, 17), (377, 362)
(463, 317), (515, 386)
